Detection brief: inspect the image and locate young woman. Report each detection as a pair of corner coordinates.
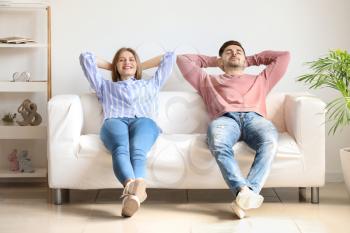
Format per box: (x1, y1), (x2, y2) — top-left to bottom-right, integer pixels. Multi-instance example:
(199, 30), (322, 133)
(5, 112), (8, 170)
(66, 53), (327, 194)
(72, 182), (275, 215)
(79, 48), (175, 217)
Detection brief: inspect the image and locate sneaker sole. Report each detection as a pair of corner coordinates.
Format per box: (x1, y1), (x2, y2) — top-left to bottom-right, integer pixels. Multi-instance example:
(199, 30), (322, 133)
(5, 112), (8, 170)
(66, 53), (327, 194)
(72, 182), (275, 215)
(135, 180), (147, 203)
(236, 193), (264, 210)
(231, 202), (245, 219)
(121, 196), (140, 217)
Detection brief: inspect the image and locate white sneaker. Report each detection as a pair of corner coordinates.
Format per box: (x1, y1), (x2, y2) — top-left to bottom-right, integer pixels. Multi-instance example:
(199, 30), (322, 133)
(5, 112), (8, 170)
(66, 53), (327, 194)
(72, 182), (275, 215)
(231, 201), (245, 219)
(236, 189), (264, 210)
(121, 195), (140, 217)
(134, 179), (147, 203)
(122, 179), (147, 203)
(121, 181), (141, 217)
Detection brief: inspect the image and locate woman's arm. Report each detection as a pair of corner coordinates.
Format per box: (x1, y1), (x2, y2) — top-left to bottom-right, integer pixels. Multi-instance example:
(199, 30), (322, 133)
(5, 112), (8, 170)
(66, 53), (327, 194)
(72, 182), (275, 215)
(141, 55), (164, 70)
(79, 52), (104, 99)
(97, 54), (164, 71)
(148, 52), (176, 88)
(96, 56), (112, 70)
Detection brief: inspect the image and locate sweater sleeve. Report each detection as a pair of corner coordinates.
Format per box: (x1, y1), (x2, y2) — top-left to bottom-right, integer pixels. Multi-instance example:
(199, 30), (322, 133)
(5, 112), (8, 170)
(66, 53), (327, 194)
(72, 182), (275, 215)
(176, 54), (218, 91)
(79, 52), (104, 99)
(246, 51), (290, 91)
(151, 52), (176, 89)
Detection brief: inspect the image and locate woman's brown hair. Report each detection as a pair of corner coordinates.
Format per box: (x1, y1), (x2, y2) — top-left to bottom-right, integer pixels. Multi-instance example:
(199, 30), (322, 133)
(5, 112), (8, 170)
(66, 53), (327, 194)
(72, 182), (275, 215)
(111, 47), (142, 82)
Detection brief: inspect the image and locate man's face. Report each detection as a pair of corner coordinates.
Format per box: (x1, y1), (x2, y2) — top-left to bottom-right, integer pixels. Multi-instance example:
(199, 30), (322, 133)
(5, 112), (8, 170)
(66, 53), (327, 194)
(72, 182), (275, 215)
(221, 45), (246, 71)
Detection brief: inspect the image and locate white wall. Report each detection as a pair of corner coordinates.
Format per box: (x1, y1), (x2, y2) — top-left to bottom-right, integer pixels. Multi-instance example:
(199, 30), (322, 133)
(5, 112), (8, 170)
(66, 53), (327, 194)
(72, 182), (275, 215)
(50, 0), (350, 182)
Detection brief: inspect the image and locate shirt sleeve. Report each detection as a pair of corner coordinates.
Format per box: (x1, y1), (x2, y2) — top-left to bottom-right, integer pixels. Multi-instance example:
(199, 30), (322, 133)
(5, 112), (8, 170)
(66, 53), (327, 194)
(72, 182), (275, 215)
(79, 52), (104, 99)
(150, 52), (176, 89)
(246, 50), (291, 91)
(176, 54), (218, 91)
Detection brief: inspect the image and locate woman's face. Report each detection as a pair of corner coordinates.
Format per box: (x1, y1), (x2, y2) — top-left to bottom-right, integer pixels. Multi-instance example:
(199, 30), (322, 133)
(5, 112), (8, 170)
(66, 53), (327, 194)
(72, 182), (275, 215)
(116, 51), (137, 80)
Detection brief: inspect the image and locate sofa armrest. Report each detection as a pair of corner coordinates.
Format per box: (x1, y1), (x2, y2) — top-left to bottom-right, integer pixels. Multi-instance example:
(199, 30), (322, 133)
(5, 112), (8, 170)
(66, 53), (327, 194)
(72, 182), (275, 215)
(284, 93), (326, 185)
(48, 95), (83, 159)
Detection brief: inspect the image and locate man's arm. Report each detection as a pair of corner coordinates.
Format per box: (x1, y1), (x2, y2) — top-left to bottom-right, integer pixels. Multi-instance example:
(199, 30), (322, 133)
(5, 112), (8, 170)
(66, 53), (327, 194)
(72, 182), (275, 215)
(176, 54), (218, 91)
(246, 51), (290, 91)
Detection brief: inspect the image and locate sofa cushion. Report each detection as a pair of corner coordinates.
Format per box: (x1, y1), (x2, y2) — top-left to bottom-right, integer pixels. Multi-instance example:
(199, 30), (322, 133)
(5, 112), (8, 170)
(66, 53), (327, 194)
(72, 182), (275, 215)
(156, 92), (210, 134)
(77, 133), (301, 186)
(266, 93), (286, 132)
(80, 92), (287, 135)
(78, 132), (301, 159)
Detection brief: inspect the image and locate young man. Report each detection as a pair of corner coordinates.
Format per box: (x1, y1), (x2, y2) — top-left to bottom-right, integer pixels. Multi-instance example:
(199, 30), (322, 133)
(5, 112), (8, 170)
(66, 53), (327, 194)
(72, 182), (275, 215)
(177, 41), (290, 218)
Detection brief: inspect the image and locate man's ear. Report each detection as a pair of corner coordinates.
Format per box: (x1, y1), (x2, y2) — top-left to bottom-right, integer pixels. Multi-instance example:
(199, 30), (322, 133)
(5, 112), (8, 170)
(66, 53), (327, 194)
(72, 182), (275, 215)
(218, 58), (224, 71)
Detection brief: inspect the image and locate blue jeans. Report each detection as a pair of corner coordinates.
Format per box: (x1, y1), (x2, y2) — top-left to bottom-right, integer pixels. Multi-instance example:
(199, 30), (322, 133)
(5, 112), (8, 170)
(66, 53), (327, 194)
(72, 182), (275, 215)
(100, 117), (160, 185)
(207, 112), (278, 194)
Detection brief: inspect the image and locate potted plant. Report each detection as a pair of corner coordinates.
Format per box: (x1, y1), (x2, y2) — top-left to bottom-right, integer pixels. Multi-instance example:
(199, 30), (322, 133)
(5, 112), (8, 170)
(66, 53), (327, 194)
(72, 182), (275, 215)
(297, 49), (350, 196)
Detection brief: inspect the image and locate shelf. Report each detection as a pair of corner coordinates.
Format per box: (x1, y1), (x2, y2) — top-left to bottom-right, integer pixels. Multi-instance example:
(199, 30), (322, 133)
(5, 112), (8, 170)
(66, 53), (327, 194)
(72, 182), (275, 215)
(0, 124), (46, 139)
(0, 81), (47, 92)
(0, 168), (47, 178)
(0, 43), (47, 48)
(0, 2), (49, 9)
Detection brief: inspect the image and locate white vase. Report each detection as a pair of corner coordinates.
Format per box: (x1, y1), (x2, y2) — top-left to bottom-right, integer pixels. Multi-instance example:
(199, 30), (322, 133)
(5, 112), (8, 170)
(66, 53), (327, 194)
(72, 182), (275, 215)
(340, 148), (350, 197)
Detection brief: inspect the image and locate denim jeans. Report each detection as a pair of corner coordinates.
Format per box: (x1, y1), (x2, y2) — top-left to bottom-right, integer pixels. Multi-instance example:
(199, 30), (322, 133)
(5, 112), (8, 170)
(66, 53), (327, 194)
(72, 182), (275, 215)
(100, 117), (160, 185)
(207, 112), (278, 194)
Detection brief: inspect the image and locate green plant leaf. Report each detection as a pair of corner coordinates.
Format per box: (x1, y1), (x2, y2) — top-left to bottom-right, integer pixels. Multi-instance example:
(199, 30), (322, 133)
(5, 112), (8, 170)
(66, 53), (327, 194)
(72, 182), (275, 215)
(297, 50), (350, 134)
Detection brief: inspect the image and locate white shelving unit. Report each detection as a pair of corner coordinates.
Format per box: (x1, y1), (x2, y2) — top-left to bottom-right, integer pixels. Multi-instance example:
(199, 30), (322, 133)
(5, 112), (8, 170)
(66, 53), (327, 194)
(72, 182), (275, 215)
(0, 168), (46, 178)
(0, 81), (47, 92)
(0, 124), (47, 139)
(0, 2), (51, 180)
(0, 43), (47, 48)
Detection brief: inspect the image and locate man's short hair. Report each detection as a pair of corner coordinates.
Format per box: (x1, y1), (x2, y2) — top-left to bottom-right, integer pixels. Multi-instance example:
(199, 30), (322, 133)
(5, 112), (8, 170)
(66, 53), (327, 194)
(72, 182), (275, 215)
(219, 40), (245, 56)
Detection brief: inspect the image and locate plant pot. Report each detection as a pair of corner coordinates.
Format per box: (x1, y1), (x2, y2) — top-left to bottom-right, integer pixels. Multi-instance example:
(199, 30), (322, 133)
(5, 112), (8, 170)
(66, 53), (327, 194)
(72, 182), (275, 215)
(340, 148), (350, 197)
(1, 120), (15, 126)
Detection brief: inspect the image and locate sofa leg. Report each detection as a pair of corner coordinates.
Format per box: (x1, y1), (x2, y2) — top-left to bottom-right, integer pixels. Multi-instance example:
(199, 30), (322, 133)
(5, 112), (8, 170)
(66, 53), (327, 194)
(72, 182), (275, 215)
(53, 189), (69, 205)
(298, 187), (306, 202)
(311, 187), (319, 204)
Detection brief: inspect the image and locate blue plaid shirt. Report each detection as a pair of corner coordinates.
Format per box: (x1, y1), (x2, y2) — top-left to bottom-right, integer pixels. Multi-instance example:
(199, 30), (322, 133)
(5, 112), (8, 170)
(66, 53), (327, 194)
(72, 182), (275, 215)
(79, 51), (175, 121)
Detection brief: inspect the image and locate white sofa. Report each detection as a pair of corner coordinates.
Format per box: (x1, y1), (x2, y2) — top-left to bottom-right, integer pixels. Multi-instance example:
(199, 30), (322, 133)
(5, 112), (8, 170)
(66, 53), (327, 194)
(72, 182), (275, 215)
(48, 91), (325, 204)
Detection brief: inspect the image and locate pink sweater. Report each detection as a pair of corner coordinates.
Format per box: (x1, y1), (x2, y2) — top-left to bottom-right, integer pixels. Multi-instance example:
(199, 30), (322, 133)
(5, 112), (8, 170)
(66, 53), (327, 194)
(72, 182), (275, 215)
(176, 51), (290, 120)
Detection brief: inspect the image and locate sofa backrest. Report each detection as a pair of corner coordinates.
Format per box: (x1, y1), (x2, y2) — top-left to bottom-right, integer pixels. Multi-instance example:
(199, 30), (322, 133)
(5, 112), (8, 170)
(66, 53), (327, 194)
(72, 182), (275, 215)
(80, 92), (286, 135)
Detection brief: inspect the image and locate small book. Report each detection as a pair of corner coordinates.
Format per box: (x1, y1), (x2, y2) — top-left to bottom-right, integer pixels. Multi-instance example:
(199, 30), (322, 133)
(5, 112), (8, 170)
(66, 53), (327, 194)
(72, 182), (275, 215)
(0, 36), (35, 44)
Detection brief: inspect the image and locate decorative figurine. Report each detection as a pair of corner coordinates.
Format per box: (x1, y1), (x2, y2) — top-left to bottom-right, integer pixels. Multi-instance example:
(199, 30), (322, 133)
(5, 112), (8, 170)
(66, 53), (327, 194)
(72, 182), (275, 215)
(18, 150), (34, 173)
(11, 71), (31, 82)
(16, 99), (42, 126)
(7, 149), (19, 172)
